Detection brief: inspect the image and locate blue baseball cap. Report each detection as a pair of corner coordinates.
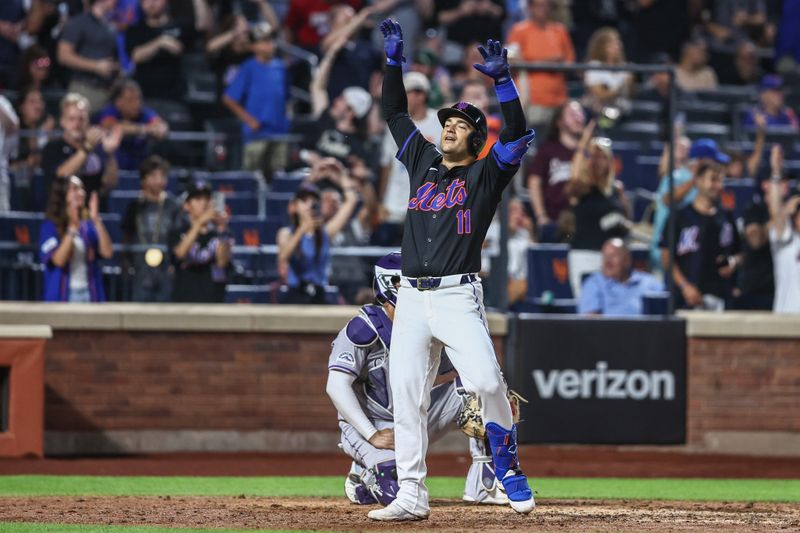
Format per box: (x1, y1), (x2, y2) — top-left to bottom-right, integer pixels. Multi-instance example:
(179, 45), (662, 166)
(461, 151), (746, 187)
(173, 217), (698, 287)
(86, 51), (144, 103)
(759, 75), (783, 92)
(688, 138), (730, 164)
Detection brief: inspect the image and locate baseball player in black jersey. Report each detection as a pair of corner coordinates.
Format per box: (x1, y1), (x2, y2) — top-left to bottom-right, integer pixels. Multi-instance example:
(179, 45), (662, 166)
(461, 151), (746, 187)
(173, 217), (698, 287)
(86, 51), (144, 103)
(367, 19), (536, 522)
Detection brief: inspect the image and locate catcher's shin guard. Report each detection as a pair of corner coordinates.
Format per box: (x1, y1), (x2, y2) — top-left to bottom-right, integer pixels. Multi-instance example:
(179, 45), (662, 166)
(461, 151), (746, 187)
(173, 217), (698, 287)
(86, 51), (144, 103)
(345, 462), (378, 504)
(485, 422), (535, 513)
(368, 460), (400, 506)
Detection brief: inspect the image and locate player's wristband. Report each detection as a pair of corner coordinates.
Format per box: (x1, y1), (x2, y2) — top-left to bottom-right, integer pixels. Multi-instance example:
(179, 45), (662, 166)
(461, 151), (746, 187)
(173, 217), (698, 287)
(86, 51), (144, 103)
(386, 58), (400, 67)
(495, 78), (519, 103)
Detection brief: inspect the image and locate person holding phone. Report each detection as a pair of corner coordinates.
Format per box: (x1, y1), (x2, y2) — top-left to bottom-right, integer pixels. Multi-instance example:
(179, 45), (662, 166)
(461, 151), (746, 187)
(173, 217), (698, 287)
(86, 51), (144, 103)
(169, 179), (233, 303)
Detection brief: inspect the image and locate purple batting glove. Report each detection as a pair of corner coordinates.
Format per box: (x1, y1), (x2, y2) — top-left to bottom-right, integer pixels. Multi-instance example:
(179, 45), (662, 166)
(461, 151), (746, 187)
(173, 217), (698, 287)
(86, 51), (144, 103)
(379, 18), (405, 66)
(473, 39), (511, 84)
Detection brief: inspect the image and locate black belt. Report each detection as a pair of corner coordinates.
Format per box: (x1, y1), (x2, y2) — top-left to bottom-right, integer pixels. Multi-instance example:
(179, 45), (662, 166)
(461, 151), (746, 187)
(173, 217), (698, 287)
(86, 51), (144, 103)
(407, 274), (477, 291)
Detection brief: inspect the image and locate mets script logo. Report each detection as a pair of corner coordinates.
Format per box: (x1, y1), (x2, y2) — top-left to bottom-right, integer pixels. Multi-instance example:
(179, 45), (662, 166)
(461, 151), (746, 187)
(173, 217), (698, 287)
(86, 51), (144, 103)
(677, 226), (700, 256)
(408, 179), (467, 211)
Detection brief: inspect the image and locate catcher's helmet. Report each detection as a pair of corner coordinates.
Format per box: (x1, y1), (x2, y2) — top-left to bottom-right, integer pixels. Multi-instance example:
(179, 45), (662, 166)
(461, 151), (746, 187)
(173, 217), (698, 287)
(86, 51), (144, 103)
(438, 101), (488, 156)
(373, 252), (402, 306)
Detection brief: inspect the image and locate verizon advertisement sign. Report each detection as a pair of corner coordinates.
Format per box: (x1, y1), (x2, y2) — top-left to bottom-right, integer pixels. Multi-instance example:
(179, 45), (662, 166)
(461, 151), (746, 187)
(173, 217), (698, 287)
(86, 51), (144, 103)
(507, 317), (686, 444)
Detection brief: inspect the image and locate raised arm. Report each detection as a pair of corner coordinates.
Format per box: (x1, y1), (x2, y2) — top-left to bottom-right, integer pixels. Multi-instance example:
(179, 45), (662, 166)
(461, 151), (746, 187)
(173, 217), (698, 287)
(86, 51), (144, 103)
(309, 35), (348, 118)
(379, 19), (408, 124)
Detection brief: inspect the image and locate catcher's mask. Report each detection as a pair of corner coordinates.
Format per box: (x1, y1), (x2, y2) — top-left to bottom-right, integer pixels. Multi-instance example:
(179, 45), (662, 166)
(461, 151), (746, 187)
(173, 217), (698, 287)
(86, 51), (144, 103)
(373, 252), (402, 306)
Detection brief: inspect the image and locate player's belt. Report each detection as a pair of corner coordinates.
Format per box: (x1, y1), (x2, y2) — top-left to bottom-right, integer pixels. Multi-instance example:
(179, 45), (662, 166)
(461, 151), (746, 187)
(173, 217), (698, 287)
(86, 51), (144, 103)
(404, 274), (477, 291)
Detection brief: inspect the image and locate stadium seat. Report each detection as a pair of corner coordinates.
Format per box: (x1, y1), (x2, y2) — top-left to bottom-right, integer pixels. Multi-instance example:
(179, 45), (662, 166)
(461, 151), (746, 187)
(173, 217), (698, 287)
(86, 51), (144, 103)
(0, 212), (43, 246)
(265, 192), (293, 225)
(722, 179), (757, 220)
(229, 216), (269, 246)
(635, 155), (661, 192)
(527, 243), (574, 302)
(679, 101), (730, 125)
(684, 123), (731, 144)
(694, 85), (757, 105)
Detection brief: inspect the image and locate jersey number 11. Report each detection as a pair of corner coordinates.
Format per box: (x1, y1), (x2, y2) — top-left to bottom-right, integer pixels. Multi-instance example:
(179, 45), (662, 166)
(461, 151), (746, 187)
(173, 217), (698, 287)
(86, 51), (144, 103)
(457, 209), (472, 235)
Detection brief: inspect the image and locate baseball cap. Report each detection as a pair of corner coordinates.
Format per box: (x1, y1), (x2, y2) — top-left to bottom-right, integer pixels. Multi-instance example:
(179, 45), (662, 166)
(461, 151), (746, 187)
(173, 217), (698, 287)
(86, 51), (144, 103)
(342, 87), (372, 119)
(404, 72), (430, 93)
(185, 178), (213, 199)
(688, 138), (730, 164)
(437, 101), (488, 139)
(759, 74), (783, 92)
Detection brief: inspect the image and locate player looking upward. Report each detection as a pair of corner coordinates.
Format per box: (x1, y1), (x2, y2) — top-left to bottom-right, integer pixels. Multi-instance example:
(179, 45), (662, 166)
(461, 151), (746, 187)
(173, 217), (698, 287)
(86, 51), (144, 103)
(368, 19), (536, 522)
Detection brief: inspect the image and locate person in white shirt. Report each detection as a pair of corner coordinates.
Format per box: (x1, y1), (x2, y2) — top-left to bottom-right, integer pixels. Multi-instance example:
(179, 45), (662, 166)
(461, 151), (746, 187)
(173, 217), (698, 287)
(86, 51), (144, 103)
(767, 145), (800, 314)
(376, 72), (442, 246)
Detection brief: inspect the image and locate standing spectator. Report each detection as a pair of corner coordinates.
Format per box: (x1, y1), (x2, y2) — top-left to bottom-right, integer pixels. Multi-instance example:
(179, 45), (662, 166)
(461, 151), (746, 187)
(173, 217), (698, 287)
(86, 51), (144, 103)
(169, 179), (233, 303)
(705, 0), (775, 47)
(434, 0), (506, 49)
(675, 39), (719, 93)
(376, 71), (441, 246)
(651, 134), (692, 270)
(526, 100), (586, 241)
(660, 145), (742, 310)
(284, 0), (362, 52)
(11, 87), (55, 211)
(767, 145), (800, 314)
(96, 80), (170, 171)
(0, 94), (19, 213)
(125, 0), (193, 101)
(741, 75), (799, 131)
(122, 155), (181, 302)
(57, 0), (120, 111)
(0, 0), (24, 88)
(223, 22), (290, 180)
(506, 0), (575, 130)
(41, 93), (121, 205)
(39, 175), (113, 302)
(734, 206), (774, 310)
(167, 0), (212, 33)
(578, 238), (664, 316)
(566, 123), (630, 297)
(206, 15), (252, 98)
(17, 45), (58, 92)
(582, 27), (633, 116)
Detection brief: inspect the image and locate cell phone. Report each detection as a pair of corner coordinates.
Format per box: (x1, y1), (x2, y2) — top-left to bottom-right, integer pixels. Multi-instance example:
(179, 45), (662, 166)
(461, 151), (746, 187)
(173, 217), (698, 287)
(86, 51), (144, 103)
(311, 201), (321, 217)
(212, 192), (226, 214)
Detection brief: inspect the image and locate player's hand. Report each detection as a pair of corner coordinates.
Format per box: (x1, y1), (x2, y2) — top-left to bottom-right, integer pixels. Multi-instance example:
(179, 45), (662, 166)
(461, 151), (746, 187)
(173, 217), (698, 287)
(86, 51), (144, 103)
(681, 283), (703, 308)
(379, 19), (405, 65)
(473, 39), (511, 84)
(369, 429), (395, 450)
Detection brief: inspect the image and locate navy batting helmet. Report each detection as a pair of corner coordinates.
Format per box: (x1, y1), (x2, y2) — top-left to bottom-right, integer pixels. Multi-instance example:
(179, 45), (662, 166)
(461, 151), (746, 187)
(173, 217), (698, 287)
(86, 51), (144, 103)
(373, 252), (402, 306)
(437, 101), (488, 156)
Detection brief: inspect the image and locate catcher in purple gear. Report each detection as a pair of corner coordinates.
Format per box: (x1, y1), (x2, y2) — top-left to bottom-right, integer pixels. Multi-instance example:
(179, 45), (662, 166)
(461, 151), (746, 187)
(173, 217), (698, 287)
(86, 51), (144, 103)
(326, 252), (508, 507)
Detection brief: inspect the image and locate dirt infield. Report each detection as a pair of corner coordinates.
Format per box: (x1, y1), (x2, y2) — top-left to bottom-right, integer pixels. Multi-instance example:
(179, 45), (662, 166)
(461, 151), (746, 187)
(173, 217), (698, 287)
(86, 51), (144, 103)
(1, 495), (799, 532)
(5, 446), (800, 478)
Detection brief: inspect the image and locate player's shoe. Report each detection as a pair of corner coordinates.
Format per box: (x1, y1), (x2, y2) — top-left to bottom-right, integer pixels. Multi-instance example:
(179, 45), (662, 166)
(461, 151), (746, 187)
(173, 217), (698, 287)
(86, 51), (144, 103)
(367, 502), (429, 521)
(486, 422), (535, 514)
(463, 460), (509, 505)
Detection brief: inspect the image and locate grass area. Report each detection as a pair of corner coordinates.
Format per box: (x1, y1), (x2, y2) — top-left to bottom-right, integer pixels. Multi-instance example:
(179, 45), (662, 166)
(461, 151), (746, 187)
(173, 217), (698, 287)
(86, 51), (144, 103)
(0, 526), (324, 533)
(0, 475), (799, 502)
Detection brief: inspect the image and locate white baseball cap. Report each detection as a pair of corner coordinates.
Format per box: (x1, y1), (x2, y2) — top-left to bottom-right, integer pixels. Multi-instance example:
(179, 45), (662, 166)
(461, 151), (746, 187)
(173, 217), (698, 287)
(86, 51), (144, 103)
(403, 72), (430, 93)
(342, 87), (372, 119)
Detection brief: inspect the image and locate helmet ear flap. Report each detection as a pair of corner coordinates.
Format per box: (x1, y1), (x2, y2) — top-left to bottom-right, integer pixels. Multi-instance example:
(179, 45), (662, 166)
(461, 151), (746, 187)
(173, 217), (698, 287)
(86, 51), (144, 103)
(468, 131), (484, 157)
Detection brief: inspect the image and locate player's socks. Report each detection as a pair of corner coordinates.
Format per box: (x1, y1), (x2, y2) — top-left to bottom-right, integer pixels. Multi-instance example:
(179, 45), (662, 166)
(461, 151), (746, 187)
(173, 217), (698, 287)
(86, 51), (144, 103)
(485, 422), (535, 514)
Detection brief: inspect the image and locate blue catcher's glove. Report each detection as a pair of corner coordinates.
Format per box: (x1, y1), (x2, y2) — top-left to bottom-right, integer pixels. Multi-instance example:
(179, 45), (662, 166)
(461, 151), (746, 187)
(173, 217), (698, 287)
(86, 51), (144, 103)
(379, 19), (405, 66)
(473, 39), (511, 84)
(493, 129), (536, 167)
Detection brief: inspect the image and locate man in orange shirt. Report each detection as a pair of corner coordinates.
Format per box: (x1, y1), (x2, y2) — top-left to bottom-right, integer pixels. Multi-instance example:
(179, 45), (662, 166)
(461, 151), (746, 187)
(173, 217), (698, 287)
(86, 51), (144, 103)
(506, 0), (575, 131)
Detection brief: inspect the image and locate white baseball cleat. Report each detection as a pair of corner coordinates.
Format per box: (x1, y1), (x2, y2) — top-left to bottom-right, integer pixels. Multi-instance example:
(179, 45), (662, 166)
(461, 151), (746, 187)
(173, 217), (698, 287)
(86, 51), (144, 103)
(509, 496), (535, 514)
(367, 502), (429, 521)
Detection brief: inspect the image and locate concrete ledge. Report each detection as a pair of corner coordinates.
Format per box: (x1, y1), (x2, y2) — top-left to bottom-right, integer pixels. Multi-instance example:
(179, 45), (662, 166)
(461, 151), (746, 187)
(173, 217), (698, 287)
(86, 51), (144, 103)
(44, 430), (468, 455)
(702, 431), (800, 457)
(0, 325), (52, 339)
(680, 310), (800, 339)
(0, 302), (508, 335)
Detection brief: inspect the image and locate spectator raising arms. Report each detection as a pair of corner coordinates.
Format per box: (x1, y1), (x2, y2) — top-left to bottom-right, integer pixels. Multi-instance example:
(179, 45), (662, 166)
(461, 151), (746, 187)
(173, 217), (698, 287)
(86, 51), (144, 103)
(650, 135), (692, 271)
(169, 179), (233, 303)
(741, 75), (799, 132)
(39, 175), (114, 302)
(766, 145), (800, 314)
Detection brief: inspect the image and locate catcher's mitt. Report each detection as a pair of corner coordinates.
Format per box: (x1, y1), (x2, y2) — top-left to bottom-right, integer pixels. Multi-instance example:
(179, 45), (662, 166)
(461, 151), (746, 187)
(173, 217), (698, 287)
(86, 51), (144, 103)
(457, 389), (527, 439)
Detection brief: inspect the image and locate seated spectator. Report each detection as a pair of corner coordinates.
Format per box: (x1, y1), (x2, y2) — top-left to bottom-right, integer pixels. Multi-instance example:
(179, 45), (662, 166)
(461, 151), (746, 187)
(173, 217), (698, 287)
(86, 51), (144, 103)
(169, 179), (233, 303)
(41, 93), (121, 205)
(582, 27), (633, 116)
(675, 39), (719, 92)
(17, 45), (58, 92)
(637, 53), (696, 111)
(718, 40), (763, 86)
(506, 197), (536, 308)
(223, 22), (289, 180)
(376, 71), (441, 247)
(0, 0), (25, 88)
(10, 87), (55, 210)
(0, 93), (19, 213)
(126, 0), (193, 101)
(566, 121), (630, 296)
(734, 204), (774, 310)
(651, 135), (692, 270)
(741, 75), (799, 131)
(527, 100), (586, 241)
(660, 142), (741, 310)
(122, 155), (181, 302)
(705, 0), (775, 47)
(766, 145), (800, 314)
(57, 0), (120, 111)
(506, 0), (575, 130)
(206, 15), (253, 98)
(434, 0), (506, 50)
(299, 35), (371, 169)
(39, 175), (114, 302)
(96, 80), (169, 171)
(578, 238), (664, 316)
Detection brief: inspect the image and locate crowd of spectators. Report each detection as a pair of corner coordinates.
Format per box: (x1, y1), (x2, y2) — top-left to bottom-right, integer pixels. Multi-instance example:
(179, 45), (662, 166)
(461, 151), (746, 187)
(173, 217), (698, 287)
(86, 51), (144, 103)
(0, 0), (798, 314)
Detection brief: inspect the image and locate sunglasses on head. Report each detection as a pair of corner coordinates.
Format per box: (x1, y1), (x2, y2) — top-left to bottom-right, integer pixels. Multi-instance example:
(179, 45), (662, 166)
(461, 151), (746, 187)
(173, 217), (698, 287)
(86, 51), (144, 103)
(33, 57), (51, 69)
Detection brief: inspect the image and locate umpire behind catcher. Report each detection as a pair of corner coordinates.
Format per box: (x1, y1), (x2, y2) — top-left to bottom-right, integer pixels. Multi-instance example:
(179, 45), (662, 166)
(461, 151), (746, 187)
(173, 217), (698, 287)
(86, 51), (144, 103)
(369, 19), (536, 522)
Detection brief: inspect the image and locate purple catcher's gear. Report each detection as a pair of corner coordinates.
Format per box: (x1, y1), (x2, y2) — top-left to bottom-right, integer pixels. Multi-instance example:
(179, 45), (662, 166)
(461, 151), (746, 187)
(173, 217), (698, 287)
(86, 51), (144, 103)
(372, 460), (400, 505)
(373, 252), (402, 306)
(355, 484), (378, 504)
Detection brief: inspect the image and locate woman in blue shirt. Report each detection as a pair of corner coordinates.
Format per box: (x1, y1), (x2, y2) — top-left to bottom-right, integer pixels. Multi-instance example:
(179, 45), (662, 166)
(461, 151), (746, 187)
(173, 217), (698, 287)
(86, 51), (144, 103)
(39, 175), (114, 302)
